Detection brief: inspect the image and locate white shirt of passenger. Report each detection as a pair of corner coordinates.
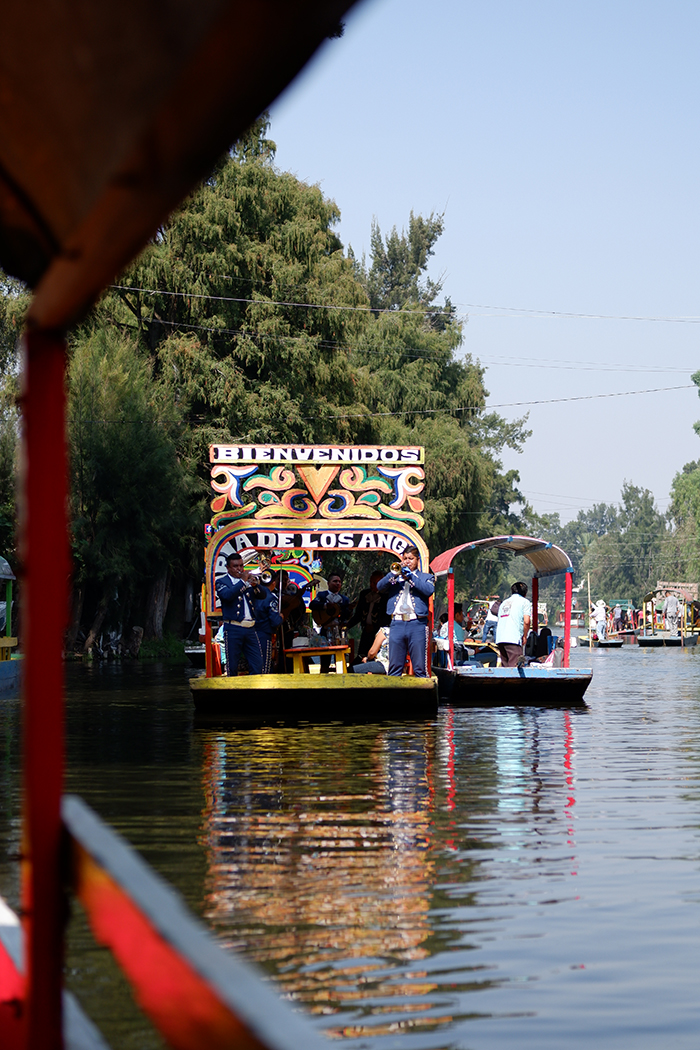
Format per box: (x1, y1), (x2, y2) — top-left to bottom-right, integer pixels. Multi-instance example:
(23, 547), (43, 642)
(495, 594), (531, 645)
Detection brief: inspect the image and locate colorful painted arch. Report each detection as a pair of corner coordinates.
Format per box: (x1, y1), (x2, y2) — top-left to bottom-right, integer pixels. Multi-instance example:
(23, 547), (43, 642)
(204, 518), (428, 617)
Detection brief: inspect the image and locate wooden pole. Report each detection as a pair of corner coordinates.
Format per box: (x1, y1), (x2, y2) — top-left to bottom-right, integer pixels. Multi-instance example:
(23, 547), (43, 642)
(21, 330), (70, 1049)
(587, 572), (592, 650)
(681, 597), (685, 648)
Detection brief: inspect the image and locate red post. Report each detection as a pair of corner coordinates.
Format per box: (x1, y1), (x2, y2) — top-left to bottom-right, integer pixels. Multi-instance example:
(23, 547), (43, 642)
(564, 569), (573, 668)
(447, 567), (455, 669)
(21, 330), (70, 1049)
(204, 616), (213, 678)
(531, 576), (539, 636)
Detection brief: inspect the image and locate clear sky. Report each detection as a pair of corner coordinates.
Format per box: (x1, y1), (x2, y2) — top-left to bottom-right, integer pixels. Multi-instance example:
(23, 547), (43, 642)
(269, 0), (700, 523)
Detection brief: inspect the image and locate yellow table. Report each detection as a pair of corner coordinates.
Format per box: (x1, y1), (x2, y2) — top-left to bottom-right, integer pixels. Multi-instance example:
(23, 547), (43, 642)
(284, 645), (350, 675)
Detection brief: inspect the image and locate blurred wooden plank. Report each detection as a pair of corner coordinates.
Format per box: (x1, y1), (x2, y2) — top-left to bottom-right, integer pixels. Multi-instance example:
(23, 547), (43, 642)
(63, 795), (330, 1050)
(0, 896), (110, 1050)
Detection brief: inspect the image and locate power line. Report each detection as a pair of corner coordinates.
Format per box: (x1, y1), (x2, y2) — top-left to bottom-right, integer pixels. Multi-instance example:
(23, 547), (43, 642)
(458, 301), (700, 323)
(111, 283), (700, 325)
(484, 355), (692, 375)
(311, 384), (694, 420)
(111, 284), (440, 316)
(115, 316), (696, 377)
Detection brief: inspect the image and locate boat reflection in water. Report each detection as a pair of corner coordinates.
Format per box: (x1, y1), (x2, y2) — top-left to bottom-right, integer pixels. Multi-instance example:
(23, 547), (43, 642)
(195, 712), (579, 1042)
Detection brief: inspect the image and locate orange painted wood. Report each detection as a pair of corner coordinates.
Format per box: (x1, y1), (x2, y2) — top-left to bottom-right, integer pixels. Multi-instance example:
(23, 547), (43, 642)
(212, 640), (222, 677)
(74, 845), (261, 1050)
(63, 795), (328, 1050)
(0, 936), (25, 1050)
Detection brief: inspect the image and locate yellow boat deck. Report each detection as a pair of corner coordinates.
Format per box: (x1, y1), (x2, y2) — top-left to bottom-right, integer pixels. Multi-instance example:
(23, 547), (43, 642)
(190, 672), (438, 720)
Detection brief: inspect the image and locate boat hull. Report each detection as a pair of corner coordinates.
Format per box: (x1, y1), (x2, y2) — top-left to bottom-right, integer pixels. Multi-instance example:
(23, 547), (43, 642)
(184, 645), (206, 668)
(577, 637), (624, 649)
(637, 635), (697, 647)
(190, 672), (439, 720)
(436, 665), (592, 708)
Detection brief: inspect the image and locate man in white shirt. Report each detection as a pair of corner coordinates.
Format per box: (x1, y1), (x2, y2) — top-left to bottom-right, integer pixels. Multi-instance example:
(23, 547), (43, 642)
(663, 592), (680, 636)
(482, 598), (500, 642)
(495, 582), (532, 667)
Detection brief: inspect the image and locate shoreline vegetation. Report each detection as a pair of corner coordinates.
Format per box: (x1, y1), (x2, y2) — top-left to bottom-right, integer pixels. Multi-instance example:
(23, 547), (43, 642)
(0, 116), (699, 654)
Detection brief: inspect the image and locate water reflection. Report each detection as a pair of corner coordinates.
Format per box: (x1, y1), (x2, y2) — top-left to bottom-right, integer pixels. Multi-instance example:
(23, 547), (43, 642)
(6, 652), (700, 1048)
(197, 710), (583, 1041)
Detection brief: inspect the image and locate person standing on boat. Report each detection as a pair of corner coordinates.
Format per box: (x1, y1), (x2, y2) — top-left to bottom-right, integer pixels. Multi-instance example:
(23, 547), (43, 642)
(311, 572), (351, 672)
(592, 599), (607, 640)
(377, 547), (434, 677)
(310, 573), (351, 637)
(495, 582), (532, 667)
(215, 553), (264, 676)
(253, 575), (284, 673)
(482, 597), (500, 642)
(613, 603), (623, 634)
(663, 591), (681, 636)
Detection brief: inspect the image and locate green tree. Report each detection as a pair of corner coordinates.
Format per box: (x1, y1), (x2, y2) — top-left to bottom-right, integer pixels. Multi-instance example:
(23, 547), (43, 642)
(663, 460), (700, 581)
(364, 211), (447, 312)
(579, 484), (666, 603)
(0, 274), (29, 565)
(97, 117), (529, 566)
(0, 117), (534, 641)
(68, 328), (195, 646)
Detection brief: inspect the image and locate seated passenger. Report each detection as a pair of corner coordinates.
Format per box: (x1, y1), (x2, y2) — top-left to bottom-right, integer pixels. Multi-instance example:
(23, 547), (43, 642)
(534, 626), (552, 660)
(352, 624), (389, 674)
(439, 605), (467, 664)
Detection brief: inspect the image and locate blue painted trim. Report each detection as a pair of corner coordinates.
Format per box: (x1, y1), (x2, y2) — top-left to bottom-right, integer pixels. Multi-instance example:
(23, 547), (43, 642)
(533, 566), (570, 579)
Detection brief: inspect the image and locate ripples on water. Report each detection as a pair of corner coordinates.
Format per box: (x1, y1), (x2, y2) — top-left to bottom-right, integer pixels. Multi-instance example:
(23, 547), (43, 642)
(3, 649), (700, 1048)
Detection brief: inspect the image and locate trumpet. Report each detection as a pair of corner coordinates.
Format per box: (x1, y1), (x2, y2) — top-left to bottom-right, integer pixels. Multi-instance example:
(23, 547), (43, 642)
(238, 549), (274, 588)
(390, 561), (403, 575)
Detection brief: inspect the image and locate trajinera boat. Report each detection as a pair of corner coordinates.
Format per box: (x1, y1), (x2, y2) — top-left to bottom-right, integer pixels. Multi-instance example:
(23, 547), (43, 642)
(189, 441), (439, 719)
(637, 585), (699, 647)
(430, 536), (593, 707)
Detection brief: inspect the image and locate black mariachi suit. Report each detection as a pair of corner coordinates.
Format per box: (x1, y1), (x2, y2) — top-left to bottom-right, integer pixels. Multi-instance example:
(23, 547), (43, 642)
(215, 573), (263, 676)
(377, 569), (434, 677)
(252, 588), (283, 674)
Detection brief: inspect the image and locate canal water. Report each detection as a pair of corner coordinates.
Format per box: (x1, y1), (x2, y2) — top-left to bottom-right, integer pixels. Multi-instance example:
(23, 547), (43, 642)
(2, 647), (700, 1048)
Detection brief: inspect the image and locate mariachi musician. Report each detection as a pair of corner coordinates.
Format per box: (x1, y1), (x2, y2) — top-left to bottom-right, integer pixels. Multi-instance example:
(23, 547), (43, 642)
(310, 573), (351, 634)
(252, 574), (284, 674)
(215, 552), (264, 676)
(377, 547), (434, 678)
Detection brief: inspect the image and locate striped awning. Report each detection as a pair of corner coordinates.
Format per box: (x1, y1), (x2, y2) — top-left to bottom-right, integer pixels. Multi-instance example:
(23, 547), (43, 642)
(430, 535), (573, 580)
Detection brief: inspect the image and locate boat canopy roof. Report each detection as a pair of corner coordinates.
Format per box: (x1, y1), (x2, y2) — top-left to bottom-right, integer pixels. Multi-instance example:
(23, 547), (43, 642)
(642, 588), (690, 603)
(0, 0), (355, 331)
(431, 535), (573, 580)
